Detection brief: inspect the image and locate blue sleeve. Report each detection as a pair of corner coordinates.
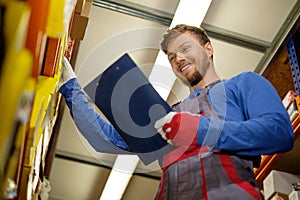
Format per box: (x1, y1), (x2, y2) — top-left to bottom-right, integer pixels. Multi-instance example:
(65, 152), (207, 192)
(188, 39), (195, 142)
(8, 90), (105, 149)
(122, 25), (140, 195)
(197, 72), (294, 156)
(59, 78), (131, 153)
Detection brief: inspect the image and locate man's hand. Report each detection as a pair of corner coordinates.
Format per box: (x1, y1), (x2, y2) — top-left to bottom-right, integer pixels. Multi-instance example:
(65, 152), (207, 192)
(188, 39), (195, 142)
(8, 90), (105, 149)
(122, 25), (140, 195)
(154, 111), (200, 146)
(59, 56), (77, 88)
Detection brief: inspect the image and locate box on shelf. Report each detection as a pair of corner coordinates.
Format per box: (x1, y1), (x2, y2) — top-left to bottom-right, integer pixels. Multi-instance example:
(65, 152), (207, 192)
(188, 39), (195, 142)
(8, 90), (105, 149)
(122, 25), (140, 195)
(269, 192), (288, 200)
(282, 90), (297, 109)
(42, 37), (61, 77)
(46, 0), (76, 38)
(287, 100), (298, 121)
(263, 170), (300, 200)
(75, 0), (86, 14)
(289, 190), (300, 200)
(70, 0), (92, 40)
(26, 0), (50, 78)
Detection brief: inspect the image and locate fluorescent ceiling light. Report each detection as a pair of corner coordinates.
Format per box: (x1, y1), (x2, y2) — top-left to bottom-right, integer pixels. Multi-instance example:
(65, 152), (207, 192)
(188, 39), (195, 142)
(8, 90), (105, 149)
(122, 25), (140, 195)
(100, 155), (139, 200)
(170, 0), (212, 28)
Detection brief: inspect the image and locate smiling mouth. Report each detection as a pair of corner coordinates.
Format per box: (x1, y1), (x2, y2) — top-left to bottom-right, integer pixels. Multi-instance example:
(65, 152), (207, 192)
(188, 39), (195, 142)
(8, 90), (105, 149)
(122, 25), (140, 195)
(180, 64), (191, 72)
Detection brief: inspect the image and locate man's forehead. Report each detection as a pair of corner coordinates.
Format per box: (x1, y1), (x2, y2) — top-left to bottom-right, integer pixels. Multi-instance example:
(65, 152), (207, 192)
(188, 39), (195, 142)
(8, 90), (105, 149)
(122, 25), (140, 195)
(167, 32), (199, 52)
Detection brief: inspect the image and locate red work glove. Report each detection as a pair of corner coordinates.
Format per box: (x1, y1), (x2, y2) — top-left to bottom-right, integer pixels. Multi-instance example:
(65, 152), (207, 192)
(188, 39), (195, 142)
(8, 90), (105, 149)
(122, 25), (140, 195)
(154, 111), (200, 146)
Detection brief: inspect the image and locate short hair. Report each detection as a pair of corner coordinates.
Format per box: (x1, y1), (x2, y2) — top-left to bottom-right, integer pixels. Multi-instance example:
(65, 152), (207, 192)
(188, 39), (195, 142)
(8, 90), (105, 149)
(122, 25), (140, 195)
(160, 24), (210, 54)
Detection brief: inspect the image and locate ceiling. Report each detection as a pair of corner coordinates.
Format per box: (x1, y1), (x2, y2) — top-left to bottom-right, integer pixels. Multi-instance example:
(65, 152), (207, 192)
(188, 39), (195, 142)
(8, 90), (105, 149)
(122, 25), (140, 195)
(48, 0), (300, 199)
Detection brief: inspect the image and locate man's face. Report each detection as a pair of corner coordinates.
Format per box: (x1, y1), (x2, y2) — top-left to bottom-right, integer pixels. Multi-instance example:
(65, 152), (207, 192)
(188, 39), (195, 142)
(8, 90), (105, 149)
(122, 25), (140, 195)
(166, 32), (212, 87)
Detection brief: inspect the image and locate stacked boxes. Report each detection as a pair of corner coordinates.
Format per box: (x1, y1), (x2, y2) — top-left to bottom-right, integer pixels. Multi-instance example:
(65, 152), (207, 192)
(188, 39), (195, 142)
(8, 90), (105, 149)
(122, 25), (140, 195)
(263, 170), (300, 200)
(70, 0), (92, 40)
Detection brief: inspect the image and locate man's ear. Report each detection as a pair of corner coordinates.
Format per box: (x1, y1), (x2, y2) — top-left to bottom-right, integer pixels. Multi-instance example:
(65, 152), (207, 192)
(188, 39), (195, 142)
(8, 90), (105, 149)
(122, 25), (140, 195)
(204, 42), (214, 58)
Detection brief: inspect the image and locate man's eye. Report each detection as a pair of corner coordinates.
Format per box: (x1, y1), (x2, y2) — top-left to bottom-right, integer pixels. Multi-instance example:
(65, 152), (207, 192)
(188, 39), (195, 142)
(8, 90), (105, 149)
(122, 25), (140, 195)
(182, 46), (189, 52)
(168, 55), (175, 61)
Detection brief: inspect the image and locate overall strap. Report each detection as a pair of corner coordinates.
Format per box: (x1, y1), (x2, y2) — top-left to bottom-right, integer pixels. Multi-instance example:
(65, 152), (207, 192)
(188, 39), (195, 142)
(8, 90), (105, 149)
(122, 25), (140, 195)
(217, 154), (261, 199)
(172, 87), (218, 119)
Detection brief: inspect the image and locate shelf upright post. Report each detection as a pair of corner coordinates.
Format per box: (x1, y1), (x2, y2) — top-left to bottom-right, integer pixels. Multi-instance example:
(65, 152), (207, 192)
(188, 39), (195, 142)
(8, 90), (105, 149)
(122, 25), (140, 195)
(287, 30), (300, 112)
(287, 31), (300, 95)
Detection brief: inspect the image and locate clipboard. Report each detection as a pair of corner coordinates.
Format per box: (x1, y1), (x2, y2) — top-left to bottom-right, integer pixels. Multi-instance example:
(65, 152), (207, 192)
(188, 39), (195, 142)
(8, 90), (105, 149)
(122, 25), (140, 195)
(84, 53), (175, 164)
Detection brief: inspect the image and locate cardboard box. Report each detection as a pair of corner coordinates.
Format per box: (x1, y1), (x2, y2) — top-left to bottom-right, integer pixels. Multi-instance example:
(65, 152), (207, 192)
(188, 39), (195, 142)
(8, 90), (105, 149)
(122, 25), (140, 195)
(82, 0), (92, 17)
(263, 170), (300, 200)
(270, 192), (288, 200)
(70, 13), (89, 40)
(289, 191), (300, 200)
(282, 90), (297, 109)
(75, 0), (86, 14)
(70, 0), (92, 40)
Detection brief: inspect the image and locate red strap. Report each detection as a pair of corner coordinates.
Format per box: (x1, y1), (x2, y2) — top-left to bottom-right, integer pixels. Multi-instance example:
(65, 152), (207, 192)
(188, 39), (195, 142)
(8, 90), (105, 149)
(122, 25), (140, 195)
(156, 167), (166, 200)
(162, 145), (209, 169)
(218, 154), (260, 199)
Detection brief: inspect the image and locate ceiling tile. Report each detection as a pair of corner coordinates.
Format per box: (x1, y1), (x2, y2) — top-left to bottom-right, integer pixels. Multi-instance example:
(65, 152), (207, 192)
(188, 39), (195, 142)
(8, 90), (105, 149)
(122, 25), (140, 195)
(203, 0), (298, 42)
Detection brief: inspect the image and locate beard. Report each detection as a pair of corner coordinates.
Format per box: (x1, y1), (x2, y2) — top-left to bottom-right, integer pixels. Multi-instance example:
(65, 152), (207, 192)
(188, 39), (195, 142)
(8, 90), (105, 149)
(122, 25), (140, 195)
(177, 70), (202, 87)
